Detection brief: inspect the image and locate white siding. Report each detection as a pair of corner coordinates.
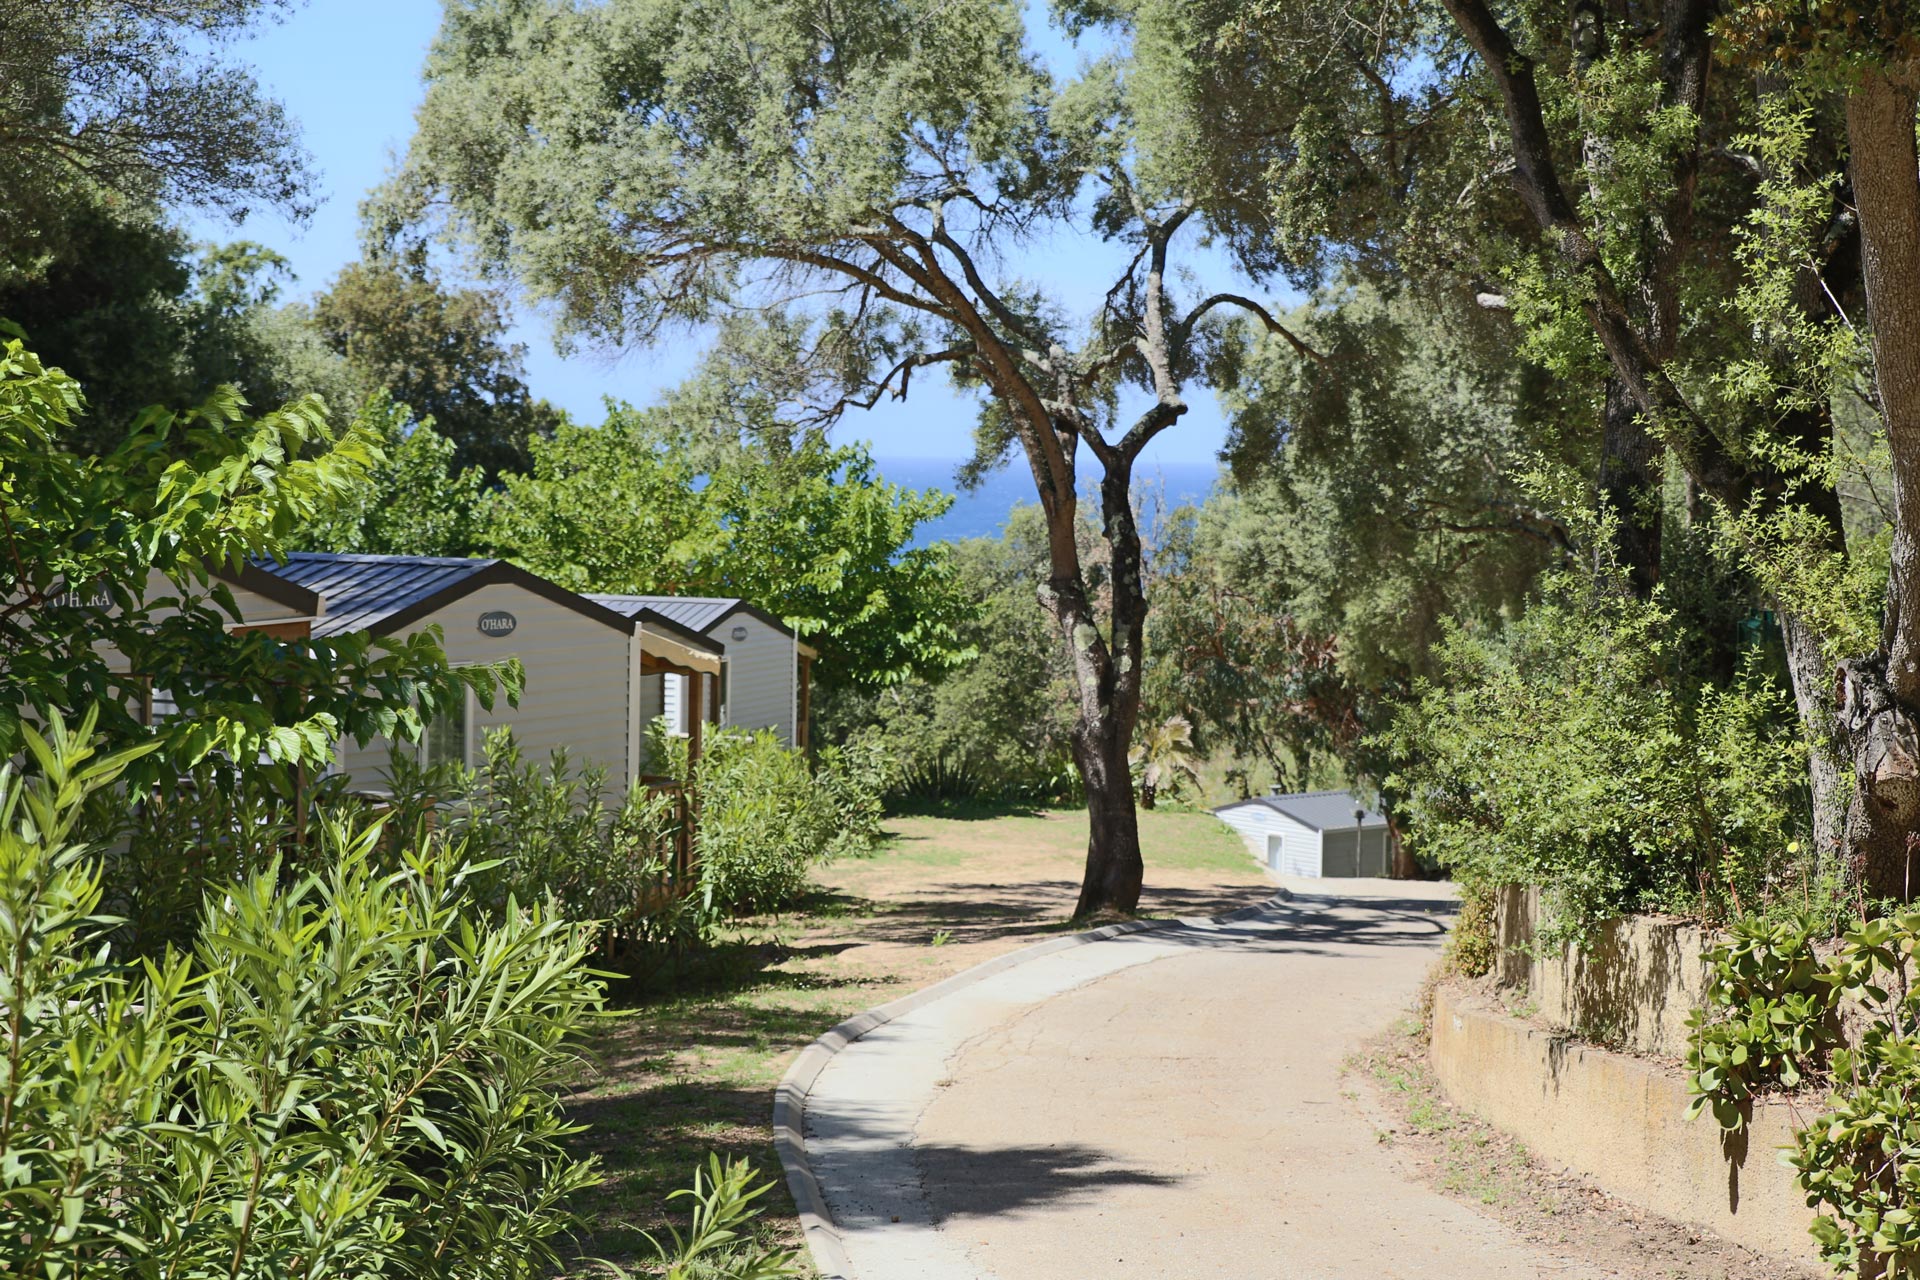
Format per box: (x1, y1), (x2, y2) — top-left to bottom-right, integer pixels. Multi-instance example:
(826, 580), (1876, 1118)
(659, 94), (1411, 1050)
(1214, 802), (1322, 876)
(716, 609), (796, 745)
(333, 582), (633, 796)
(135, 568), (309, 627)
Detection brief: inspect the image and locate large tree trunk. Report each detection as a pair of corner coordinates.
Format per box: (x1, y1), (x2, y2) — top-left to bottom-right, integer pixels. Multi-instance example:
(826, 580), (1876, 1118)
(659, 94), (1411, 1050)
(1781, 608), (1848, 856)
(1842, 63), (1920, 898)
(1598, 376), (1664, 596)
(1072, 713), (1145, 917)
(1031, 445), (1150, 920)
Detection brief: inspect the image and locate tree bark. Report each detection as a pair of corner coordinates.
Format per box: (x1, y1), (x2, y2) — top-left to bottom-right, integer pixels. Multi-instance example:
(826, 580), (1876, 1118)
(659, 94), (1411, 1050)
(1841, 63), (1920, 898)
(1780, 608), (1848, 856)
(1598, 375), (1664, 596)
(1074, 714), (1146, 916)
(1049, 450), (1152, 919)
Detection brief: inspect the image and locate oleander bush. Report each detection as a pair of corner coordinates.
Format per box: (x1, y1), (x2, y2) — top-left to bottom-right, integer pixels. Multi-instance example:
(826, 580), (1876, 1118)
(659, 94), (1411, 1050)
(452, 729), (694, 956)
(0, 717), (606, 1280)
(677, 725), (888, 915)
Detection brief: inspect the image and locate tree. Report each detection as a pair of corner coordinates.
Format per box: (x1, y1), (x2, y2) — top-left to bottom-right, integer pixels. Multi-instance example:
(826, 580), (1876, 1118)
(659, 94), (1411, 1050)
(307, 260), (563, 479)
(0, 213), (300, 450)
(819, 503), (1087, 799)
(0, 0), (311, 283)
(294, 396), (489, 557)
(1701, 7), (1920, 895)
(1145, 520), (1356, 798)
(390, 0), (1307, 916)
(1129, 715), (1199, 809)
(1141, 0), (1867, 860)
(1143, 285), (1569, 803)
(487, 402), (975, 687)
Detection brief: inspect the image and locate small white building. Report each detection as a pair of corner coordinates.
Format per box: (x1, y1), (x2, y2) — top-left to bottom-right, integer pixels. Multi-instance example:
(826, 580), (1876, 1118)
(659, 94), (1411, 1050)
(255, 554), (724, 792)
(1213, 790), (1392, 878)
(587, 595), (817, 749)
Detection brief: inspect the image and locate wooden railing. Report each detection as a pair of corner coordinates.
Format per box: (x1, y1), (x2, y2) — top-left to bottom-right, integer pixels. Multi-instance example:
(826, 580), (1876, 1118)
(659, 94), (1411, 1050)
(637, 774), (696, 898)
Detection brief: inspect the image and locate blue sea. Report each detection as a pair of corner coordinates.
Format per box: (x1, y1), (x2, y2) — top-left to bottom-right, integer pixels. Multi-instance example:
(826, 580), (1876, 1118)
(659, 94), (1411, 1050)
(874, 456), (1224, 547)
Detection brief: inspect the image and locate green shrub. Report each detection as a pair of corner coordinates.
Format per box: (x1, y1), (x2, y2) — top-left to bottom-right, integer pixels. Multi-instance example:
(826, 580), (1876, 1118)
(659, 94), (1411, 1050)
(1685, 907), (1842, 1130)
(1788, 910), (1920, 1277)
(645, 1156), (804, 1280)
(688, 726), (880, 914)
(890, 752), (990, 805)
(1384, 563), (1808, 946)
(0, 716), (605, 1280)
(1445, 881), (1500, 979)
(456, 729), (692, 953)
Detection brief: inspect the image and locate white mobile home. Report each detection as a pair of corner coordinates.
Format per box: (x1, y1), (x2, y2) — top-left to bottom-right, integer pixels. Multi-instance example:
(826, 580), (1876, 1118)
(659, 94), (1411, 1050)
(255, 554), (724, 792)
(1214, 790), (1392, 878)
(587, 595), (817, 748)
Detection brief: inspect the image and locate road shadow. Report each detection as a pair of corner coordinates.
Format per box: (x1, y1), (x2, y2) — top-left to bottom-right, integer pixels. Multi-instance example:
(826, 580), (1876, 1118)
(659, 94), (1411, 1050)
(917, 1141), (1184, 1221)
(1100, 897), (1455, 959)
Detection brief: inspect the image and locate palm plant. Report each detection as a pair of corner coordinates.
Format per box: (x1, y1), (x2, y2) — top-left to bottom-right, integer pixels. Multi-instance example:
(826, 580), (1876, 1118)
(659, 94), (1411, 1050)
(1130, 716), (1202, 810)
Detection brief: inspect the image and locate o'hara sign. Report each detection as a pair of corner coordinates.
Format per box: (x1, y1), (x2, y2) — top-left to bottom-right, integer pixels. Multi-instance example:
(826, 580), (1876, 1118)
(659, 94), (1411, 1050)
(476, 610), (518, 638)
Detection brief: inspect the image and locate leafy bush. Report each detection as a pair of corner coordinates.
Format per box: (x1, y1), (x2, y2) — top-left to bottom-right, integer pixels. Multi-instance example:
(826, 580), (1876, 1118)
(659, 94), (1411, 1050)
(1385, 561), (1809, 946)
(684, 726), (884, 914)
(1789, 910), (1920, 1276)
(1445, 881), (1500, 979)
(1, 716), (606, 1280)
(1685, 907), (1841, 1130)
(890, 752), (990, 805)
(455, 729), (692, 954)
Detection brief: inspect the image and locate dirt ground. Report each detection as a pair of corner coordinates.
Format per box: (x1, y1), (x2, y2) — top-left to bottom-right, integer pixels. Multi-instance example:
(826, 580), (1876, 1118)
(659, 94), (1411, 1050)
(1353, 1013), (1822, 1280)
(559, 804), (1271, 1270)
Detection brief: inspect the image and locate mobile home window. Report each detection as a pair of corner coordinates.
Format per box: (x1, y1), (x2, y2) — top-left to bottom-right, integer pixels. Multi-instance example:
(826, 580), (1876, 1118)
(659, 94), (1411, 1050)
(421, 690), (472, 770)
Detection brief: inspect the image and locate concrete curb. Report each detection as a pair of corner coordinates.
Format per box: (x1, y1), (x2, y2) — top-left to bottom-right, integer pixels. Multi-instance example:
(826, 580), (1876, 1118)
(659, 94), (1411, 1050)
(771, 889), (1299, 1280)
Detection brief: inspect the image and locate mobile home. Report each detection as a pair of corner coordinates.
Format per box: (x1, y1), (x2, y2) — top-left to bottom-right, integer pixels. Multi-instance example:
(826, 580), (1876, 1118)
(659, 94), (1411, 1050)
(254, 554), (724, 791)
(587, 595), (817, 748)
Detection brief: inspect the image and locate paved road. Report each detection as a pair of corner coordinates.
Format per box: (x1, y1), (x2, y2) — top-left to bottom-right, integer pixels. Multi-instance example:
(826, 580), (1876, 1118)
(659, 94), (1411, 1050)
(802, 880), (1566, 1280)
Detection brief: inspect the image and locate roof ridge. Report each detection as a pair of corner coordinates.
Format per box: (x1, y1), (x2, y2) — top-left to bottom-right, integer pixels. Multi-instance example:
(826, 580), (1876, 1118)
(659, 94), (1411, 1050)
(277, 551), (498, 567)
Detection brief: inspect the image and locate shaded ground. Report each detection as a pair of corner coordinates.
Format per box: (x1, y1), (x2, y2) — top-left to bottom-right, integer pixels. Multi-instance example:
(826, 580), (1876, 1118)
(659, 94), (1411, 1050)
(558, 805), (1270, 1271)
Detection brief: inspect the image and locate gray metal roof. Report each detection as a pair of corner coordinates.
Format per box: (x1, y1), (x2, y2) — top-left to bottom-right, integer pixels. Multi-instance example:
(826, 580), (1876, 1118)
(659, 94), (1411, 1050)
(261, 553), (498, 637)
(1214, 789), (1388, 832)
(589, 594), (754, 635)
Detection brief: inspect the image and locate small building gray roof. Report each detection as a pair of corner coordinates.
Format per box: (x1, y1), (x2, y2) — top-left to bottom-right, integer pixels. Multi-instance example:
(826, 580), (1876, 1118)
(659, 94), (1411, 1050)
(256, 553), (639, 639)
(587, 593), (796, 641)
(588, 594), (743, 634)
(264, 553), (497, 637)
(1214, 789), (1388, 832)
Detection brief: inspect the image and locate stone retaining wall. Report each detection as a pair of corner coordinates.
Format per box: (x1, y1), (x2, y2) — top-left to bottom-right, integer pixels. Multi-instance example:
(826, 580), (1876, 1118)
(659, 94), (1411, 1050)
(1431, 986), (1816, 1264)
(1493, 885), (1708, 1059)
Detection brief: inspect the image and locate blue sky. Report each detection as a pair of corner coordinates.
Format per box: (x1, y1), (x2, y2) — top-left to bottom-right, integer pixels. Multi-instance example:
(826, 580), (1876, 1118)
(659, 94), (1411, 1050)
(184, 0), (1282, 469)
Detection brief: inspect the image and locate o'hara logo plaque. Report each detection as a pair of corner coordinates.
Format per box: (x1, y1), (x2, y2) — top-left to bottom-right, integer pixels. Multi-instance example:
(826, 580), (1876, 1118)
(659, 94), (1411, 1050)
(477, 610), (518, 638)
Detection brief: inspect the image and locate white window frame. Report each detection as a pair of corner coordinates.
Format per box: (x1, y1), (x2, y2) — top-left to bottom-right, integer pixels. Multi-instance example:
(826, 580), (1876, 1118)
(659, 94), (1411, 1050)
(419, 683), (477, 770)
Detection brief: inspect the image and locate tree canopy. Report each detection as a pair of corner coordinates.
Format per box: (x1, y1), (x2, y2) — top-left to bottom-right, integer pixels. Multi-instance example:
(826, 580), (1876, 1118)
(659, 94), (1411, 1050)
(386, 0), (1330, 916)
(0, 0), (311, 283)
